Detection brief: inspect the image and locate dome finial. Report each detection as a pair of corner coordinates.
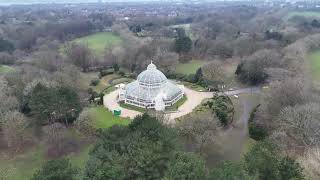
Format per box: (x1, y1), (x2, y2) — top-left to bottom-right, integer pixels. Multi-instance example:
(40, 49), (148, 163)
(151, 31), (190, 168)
(147, 61), (157, 70)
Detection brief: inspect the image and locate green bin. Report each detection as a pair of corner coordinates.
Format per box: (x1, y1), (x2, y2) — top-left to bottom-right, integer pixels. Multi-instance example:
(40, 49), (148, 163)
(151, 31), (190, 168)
(113, 109), (121, 116)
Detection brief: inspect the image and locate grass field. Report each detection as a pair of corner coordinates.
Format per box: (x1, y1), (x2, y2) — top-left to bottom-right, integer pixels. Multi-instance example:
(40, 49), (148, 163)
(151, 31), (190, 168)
(222, 62), (246, 89)
(120, 103), (146, 113)
(308, 51), (320, 81)
(286, 11), (320, 20)
(72, 32), (122, 56)
(89, 106), (130, 129)
(0, 65), (14, 74)
(175, 60), (203, 75)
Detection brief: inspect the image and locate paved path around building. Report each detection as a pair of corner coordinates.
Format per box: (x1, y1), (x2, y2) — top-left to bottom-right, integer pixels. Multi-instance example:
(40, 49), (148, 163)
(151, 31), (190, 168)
(103, 86), (261, 122)
(103, 89), (142, 119)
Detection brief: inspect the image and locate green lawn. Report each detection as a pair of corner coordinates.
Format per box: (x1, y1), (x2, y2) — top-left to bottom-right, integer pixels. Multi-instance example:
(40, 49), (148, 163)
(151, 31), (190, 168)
(308, 51), (320, 81)
(89, 106), (130, 129)
(72, 32), (122, 56)
(0, 65), (14, 74)
(175, 60), (203, 75)
(286, 11), (320, 20)
(120, 103), (146, 113)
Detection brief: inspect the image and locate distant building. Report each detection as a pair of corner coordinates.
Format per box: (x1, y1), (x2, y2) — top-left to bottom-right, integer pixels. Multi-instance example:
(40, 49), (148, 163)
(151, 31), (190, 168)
(119, 62), (184, 111)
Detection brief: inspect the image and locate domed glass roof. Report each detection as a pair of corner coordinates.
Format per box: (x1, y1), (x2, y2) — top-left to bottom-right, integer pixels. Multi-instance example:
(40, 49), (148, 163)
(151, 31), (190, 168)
(137, 62), (167, 86)
(121, 62), (184, 109)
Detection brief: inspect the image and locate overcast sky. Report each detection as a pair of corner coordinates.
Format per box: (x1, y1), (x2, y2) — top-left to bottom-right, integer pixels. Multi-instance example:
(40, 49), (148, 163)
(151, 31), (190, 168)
(0, 0), (240, 5)
(0, 0), (286, 5)
(0, 0), (152, 4)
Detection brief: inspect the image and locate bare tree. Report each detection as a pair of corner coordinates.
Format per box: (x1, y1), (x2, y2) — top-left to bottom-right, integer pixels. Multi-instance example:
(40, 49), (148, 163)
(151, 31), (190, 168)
(53, 64), (82, 90)
(277, 103), (320, 147)
(201, 60), (224, 84)
(177, 112), (221, 155)
(65, 43), (95, 72)
(43, 123), (80, 157)
(248, 49), (283, 68)
(2, 111), (30, 152)
(0, 52), (15, 65)
(299, 146), (320, 180)
(32, 50), (62, 72)
(75, 108), (96, 136)
(265, 78), (311, 118)
(0, 79), (18, 122)
(154, 51), (179, 72)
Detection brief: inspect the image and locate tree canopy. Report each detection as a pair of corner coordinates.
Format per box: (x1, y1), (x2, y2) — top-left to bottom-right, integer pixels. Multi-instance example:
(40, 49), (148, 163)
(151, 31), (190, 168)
(28, 83), (82, 125)
(31, 158), (78, 180)
(83, 114), (209, 180)
(211, 141), (305, 180)
(174, 36), (192, 54)
(0, 39), (15, 53)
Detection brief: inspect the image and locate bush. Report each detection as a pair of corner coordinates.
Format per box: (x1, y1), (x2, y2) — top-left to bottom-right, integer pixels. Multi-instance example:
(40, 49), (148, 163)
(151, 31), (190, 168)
(90, 79), (100, 86)
(205, 95), (234, 127)
(99, 69), (114, 78)
(112, 63), (120, 72)
(249, 124), (268, 141)
(248, 104), (268, 141)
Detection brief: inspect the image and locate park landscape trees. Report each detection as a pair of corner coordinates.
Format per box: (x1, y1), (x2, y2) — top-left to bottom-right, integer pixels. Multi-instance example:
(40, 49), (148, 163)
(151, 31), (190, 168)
(27, 83), (82, 125)
(1, 2), (320, 180)
(83, 114), (209, 180)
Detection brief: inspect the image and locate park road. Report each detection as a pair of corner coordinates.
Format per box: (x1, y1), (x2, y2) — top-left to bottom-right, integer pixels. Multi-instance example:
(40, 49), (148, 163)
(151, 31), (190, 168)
(103, 86), (261, 123)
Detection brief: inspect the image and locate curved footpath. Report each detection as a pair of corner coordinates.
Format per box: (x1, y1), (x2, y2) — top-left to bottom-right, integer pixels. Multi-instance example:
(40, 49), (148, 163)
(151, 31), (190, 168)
(103, 86), (261, 124)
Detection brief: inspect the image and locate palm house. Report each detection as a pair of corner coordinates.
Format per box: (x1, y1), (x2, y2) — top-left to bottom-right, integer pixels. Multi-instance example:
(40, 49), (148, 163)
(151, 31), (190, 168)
(119, 62), (184, 111)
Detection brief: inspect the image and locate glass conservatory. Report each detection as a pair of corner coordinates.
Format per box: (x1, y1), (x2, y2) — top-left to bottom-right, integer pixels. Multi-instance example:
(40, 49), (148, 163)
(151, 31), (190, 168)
(119, 62), (184, 111)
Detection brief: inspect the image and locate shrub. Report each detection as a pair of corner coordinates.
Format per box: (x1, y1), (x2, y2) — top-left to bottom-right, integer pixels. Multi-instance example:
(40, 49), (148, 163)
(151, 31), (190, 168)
(90, 79), (100, 86)
(205, 95), (234, 127)
(99, 68), (114, 78)
(112, 63), (120, 72)
(249, 124), (268, 141)
(248, 104), (268, 141)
